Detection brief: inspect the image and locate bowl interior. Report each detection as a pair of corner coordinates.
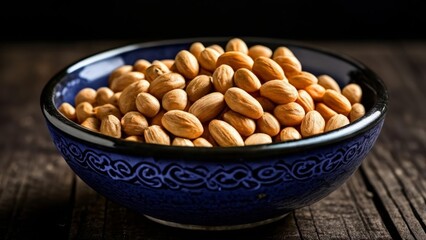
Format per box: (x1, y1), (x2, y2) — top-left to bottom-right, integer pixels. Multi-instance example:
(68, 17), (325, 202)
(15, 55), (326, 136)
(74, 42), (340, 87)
(41, 37), (388, 159)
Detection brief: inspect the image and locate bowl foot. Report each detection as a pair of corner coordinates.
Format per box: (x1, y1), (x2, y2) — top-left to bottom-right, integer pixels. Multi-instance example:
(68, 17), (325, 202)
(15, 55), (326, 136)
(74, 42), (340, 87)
(144, 213), (289, 231)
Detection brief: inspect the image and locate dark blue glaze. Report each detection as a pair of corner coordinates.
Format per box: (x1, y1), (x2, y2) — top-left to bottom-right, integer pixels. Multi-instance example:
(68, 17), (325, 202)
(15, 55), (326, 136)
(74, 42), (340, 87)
(40, 37), (388, 229)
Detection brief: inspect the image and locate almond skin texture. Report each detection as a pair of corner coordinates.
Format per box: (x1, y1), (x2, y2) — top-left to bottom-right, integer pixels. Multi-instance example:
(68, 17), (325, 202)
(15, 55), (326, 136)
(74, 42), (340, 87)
(145, 64), (169, 82)
(118, 80), (150, 114)
(325, 114), (350, 132)
(300, 110), (325, 137)
(225, 38), (248, 54)
(189, 92), (226, 122)
(198, 48), (221, 72)
(296, 89), (315, 113)
(273, 102), (305, 126)
(273, 56), (302, 78)
(323, 89), (352, 116)
(252, 56), (286, 82)
(259, 79), (298, 104)
(342, 83), (362, 104)
(80, 117), (100, 132)
(224, 87), (264, 119)
(161, 110), (204, 139)
(212, 64), (234, 94)
(189, 42), (205, 59)
(121, 111), (149, 136)
(133, 59), (151, 74)
(108, 65), (133, 85)
(162, 89), (188, 111)
(148, 72), (186, 99)
(95, 87), (115, 106)
(288, 71), (318, 89)
(58, 102), (76, 122)
(208, 119), (244, 147)
(280, 127), (302, 142)
(174, 50), (199, 79)
(315, 102), (338, 121)
(318, 74), (341, 92)
(222, 110), (256, 137)
(110, 71), (145, 92)
(144, 125), (170, 145)
(192, 137), (213, 147)
(185, 74), (213, 102)
(244, 133), (273, 145)
(248, 44), (273, 60)
(233, 68), (262, 93)
(135, 92), (161, 118)
(75, 87), (97, 106)
(100, 115), (122, 138)
(272, 46), (295, 58)
(349, 103), (366, 122)
(256, 112), (281, 137)
(94, 103), (122, 120)
(172, 137), (194, 147)
(216, 51), (254, 71)
(76, 102), (94, 123)
(304, 84), (326, 102)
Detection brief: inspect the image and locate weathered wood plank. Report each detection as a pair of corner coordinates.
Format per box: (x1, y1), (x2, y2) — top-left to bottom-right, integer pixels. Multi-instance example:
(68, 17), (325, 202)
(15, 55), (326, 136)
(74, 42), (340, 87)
(68, 177), (107, 240)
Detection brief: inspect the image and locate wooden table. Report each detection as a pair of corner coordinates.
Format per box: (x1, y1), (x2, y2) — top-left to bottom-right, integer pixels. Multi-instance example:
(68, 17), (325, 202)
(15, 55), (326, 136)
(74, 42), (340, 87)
(1, 40), (425, 239)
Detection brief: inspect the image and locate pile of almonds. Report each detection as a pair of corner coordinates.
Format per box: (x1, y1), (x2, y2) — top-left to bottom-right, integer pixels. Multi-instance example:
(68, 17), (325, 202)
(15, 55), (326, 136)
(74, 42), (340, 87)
(58, 38), (366, 147)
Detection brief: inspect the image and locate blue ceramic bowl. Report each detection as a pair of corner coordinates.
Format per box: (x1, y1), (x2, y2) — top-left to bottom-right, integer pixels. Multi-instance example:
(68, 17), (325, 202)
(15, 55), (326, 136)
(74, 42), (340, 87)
(40, 37), (388, 230)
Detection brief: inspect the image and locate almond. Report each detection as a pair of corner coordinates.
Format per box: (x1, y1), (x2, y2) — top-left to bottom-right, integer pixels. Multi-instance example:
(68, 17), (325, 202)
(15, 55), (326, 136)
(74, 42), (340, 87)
(259, 79), (298, 104)
(162, 89), (188, 111)
(144, 125), (170, 145)
(317, 74), (341, 92)
(323, 89), (352, 116)
(189, 41), (205, 59)
(349, 103), (365, 122)
(300, 110), (325, 137)
(296, 89), (315, 112)
(172, 137), (194, 147)
(135, 92), (161, 118)
(255, 96), (276, 112)
(121, 111), (149, 136)
(248, 44), (273, 60)
(58, 102), (76, 122)
(256, 112), (280, 137)
(108, 65), (133, 85)
(288, 71), (318, 89)
(133, 59), (151, 74)
(75, 87), (97, 106)
(118, 80), (150, 114)
(233, 68), (262, 92)
(279, 127), (302, 141)
(273, 102), (305, 126)
(124, 135), (144, 142)
(149, 72), (186, 99)
(110, 71), (145, 92)
(273, 56), (302, 78)
(244, 133), (272, 145)
(272, 46), (295, 58)
(95, 87), (115, 106)
(185, 74), (213, 102)
(80, 117), (100, 132)
(222, 110), (256, 137)
(161, 110), (204, 139)
(315, 102), (338, 121)
(224, 87), (264, 119)
(216, 51), (254, 71)
(342, 83), (362, 104)
(207, 44), (225, 54)
(252, 56), (286, 82)
(225, 37), (248, 54)
(189, 92), (226, 122)
(193, 137), (213, 147)
(100, 115), (122, 138)
(198, 48), (221, 72)
(208, 119), (244, 147)
(212, 64), (234, 94)
(145, 64), (169, 82)
(174, 50), (199, 79)
(304, 84), (326, 102)
(325, 114), (350, 132)
(94, 103), (122, 120)
(76, 102), (94, 123)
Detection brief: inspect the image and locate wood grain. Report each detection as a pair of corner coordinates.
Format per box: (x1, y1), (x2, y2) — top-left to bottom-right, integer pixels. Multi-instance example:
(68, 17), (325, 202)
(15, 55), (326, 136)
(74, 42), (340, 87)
(0, 40), (424, 240)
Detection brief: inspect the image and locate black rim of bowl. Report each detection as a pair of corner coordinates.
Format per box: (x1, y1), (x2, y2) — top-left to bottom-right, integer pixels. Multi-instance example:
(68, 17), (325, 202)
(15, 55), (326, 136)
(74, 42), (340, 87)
(40, 37), (388, 160)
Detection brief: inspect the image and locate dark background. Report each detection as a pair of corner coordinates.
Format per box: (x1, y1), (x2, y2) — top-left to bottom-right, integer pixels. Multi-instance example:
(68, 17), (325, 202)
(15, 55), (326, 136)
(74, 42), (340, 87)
(2, 0), (425, 42)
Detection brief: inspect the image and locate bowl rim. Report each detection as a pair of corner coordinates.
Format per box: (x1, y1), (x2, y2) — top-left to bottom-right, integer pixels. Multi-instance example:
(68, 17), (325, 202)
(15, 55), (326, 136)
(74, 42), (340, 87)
(40, 36), (388, 160)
